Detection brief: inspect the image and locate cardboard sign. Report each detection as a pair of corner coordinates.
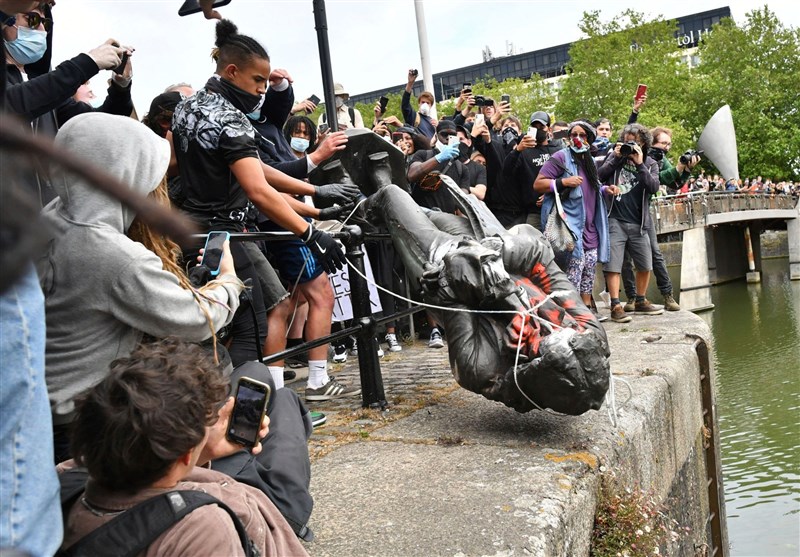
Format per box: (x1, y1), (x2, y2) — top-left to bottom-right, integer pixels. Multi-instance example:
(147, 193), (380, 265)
(328, 245), (382, 322)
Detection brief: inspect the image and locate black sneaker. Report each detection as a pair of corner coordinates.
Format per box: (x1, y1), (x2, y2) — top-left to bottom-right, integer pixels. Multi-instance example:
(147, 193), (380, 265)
(286, 351), (308, 369)
(283, 368), (297, 381)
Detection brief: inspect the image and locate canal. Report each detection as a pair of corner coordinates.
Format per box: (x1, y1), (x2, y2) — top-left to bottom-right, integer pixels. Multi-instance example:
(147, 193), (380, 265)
(652, 257), (799, 555)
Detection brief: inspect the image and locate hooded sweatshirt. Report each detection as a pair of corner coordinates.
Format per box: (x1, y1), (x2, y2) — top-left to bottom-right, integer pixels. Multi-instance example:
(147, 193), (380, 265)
(38, 113), (243, 422)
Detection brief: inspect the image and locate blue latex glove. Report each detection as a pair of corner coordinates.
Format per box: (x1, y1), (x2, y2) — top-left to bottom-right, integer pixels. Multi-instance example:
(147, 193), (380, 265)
(435, 143), (460, 163)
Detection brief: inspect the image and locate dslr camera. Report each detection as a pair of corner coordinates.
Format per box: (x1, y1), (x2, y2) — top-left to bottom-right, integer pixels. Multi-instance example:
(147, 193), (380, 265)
(680, 149), (704, 165)
(619, 141), (639, 157)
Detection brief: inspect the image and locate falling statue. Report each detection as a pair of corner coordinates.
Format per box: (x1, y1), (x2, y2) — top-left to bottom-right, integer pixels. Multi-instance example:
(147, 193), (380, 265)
(311, 129), (610, 415)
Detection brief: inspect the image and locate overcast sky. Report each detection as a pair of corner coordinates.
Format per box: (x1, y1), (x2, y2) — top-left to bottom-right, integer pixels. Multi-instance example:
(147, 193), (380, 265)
(49, 1), (798, 115)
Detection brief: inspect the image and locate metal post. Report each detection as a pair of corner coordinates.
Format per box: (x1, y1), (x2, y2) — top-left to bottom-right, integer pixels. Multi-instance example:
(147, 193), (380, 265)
(413, 0), (436, 111)
(342, 226), (387, 408)
(313, 0), (338, 132)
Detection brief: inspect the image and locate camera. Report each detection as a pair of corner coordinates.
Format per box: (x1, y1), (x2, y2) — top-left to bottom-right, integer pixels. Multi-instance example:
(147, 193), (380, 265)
(680, 149), (704, 165)
(474, 95), (485, 107)
(619, 141), (639, 157)
(410, 69), (418, 77)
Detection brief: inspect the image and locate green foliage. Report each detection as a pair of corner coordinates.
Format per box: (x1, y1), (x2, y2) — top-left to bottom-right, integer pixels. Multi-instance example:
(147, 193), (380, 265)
(557, 7), (799, 181)
(690, 6), (800, 180)
(591, 477), (678, 557)
(557, 10), (690, 131)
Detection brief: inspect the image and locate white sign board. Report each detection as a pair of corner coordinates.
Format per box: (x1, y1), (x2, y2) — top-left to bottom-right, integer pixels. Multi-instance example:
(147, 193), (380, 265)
(328, 245), (383, 322)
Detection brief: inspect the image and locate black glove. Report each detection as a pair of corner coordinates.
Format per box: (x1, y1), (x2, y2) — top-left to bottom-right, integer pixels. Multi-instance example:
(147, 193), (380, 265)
(313, 183), (360, 204)
(318, 202), (356, 222)
(302, 224), (345, 274)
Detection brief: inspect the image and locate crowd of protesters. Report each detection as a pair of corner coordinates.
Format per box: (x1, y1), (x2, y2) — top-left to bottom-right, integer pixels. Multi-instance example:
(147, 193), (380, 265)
(1, 1), (797, 556)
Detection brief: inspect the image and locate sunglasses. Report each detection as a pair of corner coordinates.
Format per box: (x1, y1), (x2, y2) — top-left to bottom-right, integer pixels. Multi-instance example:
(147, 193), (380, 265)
(21, 11), (52, 32)
(570, 132), (588, 139)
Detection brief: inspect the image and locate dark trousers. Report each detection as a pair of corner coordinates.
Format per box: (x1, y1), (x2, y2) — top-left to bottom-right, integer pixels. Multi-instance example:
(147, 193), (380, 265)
(621, 218), (672, 299)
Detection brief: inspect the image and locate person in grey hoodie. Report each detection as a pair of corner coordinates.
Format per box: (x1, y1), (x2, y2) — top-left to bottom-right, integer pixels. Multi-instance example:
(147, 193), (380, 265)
(37, 112), (244, 460)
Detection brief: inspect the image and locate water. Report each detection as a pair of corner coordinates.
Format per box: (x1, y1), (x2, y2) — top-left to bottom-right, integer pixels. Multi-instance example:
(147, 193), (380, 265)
(692, 259), (800, 556)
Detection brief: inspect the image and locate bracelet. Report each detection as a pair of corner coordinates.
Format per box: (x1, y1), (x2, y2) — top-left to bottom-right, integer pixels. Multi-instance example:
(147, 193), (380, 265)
(556, 178), (564, 191)
(600, 185), (608, 194)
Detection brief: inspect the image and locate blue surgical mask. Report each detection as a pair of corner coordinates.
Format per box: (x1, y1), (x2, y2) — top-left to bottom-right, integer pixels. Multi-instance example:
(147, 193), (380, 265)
(4, 26), (48, 65)
(291, 137), (310, 153)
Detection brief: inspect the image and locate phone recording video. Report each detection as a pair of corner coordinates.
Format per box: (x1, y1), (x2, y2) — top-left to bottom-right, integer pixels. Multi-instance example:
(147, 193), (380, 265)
(635, 84), (648, 100)
(392, 132), (404, 143)
(501, 94), (510, 104)
(379, 96), (389, 114)
(200, 231), (229, 277)
(227, 377), (271, 448)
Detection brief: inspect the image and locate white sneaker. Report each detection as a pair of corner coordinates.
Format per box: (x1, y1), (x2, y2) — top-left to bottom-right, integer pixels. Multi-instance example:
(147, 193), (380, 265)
(428, 328), (445, 349)
(332, 344), (348, 363)
(385, 333), (402, 352)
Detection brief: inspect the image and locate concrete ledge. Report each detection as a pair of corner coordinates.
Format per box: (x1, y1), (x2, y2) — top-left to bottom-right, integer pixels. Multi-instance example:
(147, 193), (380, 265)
(308, 312), (716, 556)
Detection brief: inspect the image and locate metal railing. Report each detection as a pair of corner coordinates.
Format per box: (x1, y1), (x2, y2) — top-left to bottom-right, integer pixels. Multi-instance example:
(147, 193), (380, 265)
(650, 192), (799, 235)
(194, 226), (424, 409)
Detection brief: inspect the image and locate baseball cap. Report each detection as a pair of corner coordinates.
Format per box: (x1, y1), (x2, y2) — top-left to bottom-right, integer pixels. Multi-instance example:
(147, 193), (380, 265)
(530, 111), (551, 126)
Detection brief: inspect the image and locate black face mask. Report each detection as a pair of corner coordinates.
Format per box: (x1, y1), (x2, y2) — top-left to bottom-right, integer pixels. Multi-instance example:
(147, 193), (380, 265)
(205, 76), (263, 115)
(501, 127), (519, 144)
(535, 128), (548, 144)
(458, 142), (472, 161)
(649, 147), (665, 162)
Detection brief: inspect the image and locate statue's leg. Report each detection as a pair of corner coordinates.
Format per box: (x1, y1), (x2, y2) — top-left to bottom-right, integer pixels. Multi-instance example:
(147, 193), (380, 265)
(365, 185), (456, 283)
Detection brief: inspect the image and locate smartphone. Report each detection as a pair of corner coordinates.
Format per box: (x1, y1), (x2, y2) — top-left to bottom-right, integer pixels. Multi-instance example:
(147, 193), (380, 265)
(318, 123), (329, 134)
(227, 377), (271, 448)
(501, 94), (510, 104)
(200, 231), (229, 276)
(392, 132), (404, 143)
(474, 113), (485, 127)
(462, 82), (472, 94)
(307, 94), (320, 105)
(448, 135), (460, 147)
(110, 42), (128, 75)
(635, 84), (648, 100)
(178, 0), (232, 16)
(379, 96), (389, 114)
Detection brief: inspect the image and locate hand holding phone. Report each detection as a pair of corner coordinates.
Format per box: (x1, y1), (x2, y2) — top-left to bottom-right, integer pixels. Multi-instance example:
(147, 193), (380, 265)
(474, 113), (485, 127)
(227, 377), (271, 448)
(448, 135), (460, 147)
(501, 94), (510, 104)
(635, 84), (648, 101)
(200, 231), (230, 276)
(379, 96), (389, 114)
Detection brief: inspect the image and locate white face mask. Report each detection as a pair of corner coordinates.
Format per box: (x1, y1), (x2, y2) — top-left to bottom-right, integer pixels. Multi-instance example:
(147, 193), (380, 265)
(335, 96), (345, 108)
(290, 137), (310, 153)
(418, 102), (430, 116)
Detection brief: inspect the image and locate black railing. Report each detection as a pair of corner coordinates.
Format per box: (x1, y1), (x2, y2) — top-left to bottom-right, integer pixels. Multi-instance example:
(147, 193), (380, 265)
(193, 226), (424, 409)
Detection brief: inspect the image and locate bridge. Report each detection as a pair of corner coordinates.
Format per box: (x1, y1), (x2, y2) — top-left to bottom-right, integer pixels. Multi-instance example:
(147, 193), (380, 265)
(650, 192), (800, 311)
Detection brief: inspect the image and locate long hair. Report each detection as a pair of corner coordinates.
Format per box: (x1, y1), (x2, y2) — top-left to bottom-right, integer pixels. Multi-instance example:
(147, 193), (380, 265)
(283, 115), (317, 152)
(569, 149), (601, 190)
(127, 178), (239, 362)
(212, 19), (269, 70)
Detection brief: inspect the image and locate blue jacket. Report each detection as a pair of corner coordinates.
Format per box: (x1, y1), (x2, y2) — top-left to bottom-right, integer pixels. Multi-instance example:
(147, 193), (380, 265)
(540, 148), (610, 263)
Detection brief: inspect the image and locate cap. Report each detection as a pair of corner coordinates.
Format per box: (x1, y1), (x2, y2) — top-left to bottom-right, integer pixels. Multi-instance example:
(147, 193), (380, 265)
(148, 91), (184, 119)
(530, 110), (551, 127)
(333, 83), (349, 98)
(436, 119), (457, 134)
(455, 123), (472, 136)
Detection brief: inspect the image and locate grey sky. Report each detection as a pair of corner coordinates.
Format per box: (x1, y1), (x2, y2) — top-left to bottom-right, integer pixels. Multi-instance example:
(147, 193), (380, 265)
(49, 1), (798, 116)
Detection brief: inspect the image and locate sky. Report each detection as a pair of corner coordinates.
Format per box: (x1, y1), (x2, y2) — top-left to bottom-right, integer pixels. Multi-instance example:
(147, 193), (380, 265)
(49, 1), (799, 116)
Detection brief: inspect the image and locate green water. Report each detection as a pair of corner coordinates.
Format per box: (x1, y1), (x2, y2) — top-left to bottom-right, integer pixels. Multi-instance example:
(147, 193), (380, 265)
(691, 259), (800, 556)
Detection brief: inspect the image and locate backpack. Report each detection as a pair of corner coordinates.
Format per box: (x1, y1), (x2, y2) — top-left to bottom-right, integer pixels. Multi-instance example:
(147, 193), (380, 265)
(57, 468), (259, 557)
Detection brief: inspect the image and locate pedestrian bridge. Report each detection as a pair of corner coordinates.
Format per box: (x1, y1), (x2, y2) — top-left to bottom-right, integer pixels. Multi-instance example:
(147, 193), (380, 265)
(649, 193), (800, 311)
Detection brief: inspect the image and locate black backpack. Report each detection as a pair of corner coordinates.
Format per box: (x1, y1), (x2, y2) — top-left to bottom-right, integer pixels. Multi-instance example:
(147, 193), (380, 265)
(57, 468), (260, 557)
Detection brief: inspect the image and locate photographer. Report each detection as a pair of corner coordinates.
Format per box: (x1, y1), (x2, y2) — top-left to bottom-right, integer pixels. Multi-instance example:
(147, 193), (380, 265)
(649, 127), (701, 195)
(401, 68), (437, 139)
(598, 123), (662, 322)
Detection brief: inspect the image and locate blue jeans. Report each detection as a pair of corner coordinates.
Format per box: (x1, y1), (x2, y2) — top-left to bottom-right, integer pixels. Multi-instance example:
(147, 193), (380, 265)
(0, 265), (62, 556)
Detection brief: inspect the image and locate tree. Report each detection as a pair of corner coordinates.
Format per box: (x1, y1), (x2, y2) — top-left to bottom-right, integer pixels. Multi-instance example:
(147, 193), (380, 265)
(555, 8), (692, 143)
(691, 6), (800, 180)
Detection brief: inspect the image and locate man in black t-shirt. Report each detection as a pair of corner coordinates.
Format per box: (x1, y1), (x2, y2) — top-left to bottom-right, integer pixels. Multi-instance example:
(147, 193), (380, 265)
(406, 119), (470, 214)
(501, 110), (561, 230)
